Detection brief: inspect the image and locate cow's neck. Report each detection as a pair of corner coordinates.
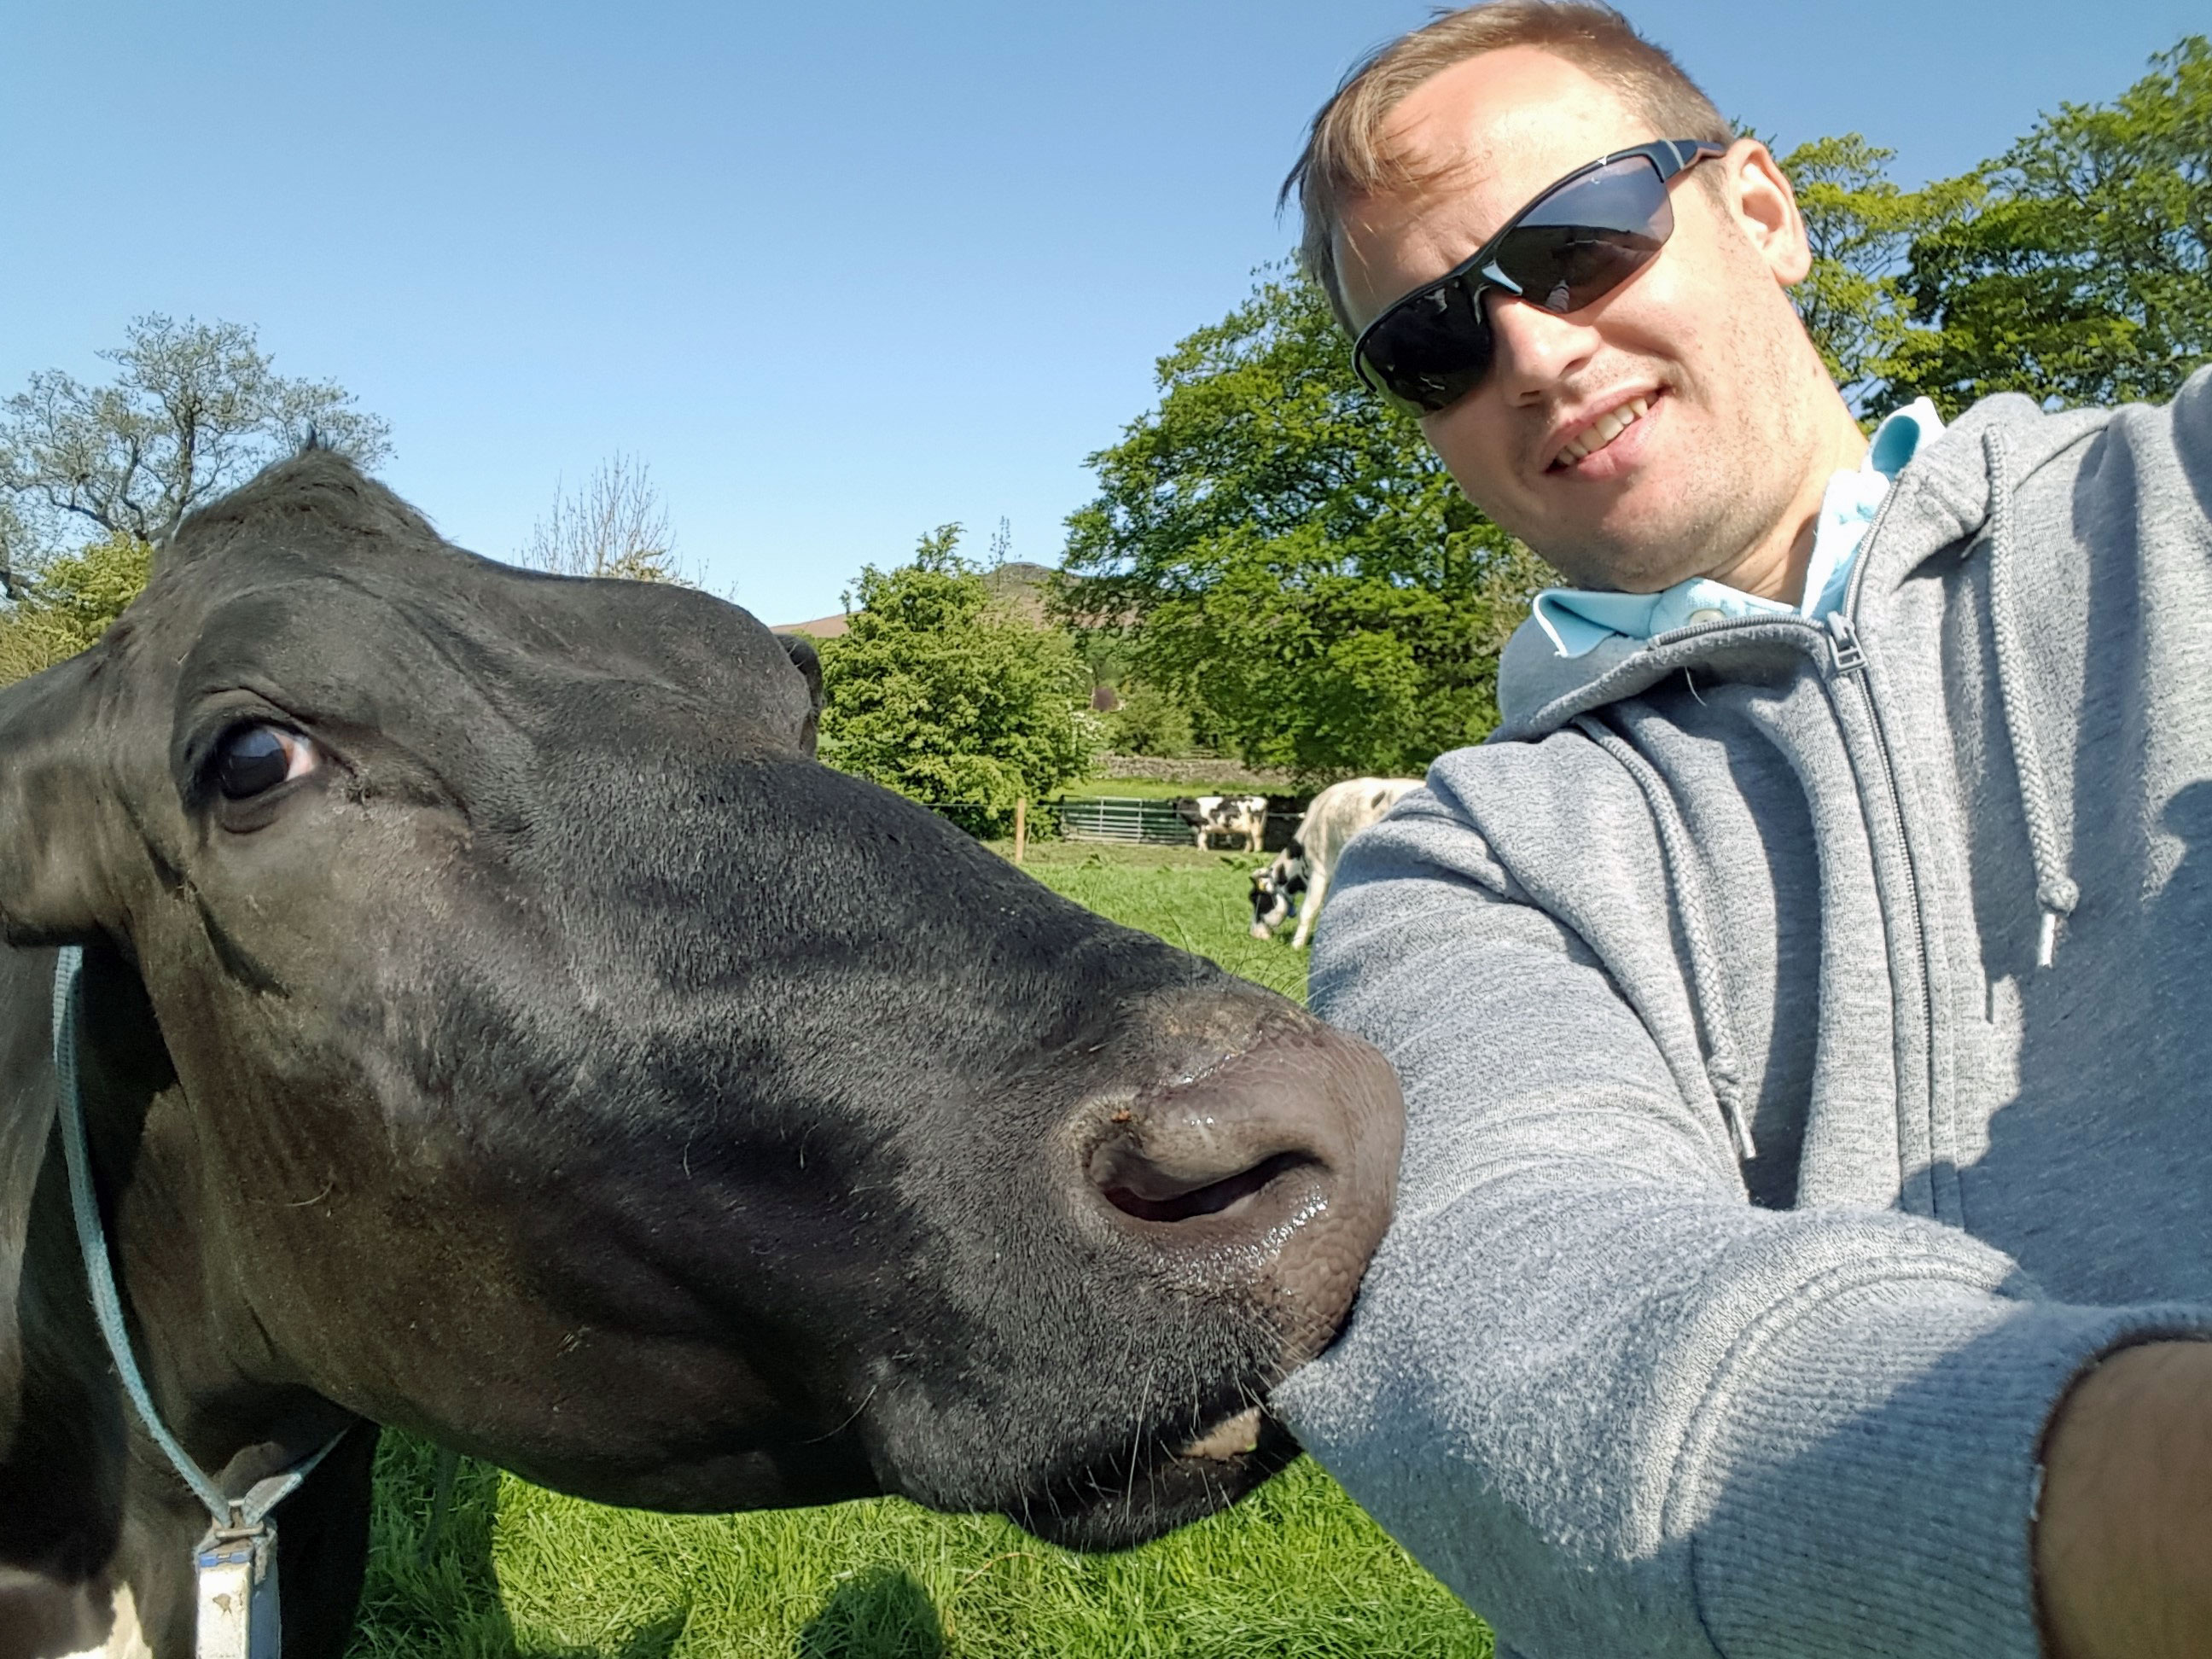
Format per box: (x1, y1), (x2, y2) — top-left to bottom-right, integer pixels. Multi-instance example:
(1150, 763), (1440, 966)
(0, 944), (131, 1580)
(1, 945), (340, 1574)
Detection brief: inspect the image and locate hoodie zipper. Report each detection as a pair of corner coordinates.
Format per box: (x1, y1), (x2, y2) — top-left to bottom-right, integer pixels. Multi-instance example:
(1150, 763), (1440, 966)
(1637, 591), (1947, 1219)
(1821, 611), (1948, 1220)
(1837, 467), (1953, 1218)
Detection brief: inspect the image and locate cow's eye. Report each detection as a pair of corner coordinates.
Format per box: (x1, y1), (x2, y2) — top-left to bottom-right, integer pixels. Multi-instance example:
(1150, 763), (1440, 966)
(214, 724), (318, 800)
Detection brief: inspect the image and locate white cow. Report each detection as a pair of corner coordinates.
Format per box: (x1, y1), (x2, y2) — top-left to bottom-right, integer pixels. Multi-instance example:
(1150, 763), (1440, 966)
(1249, 777), (1423, 949)
(1173, 794), (1270, 852)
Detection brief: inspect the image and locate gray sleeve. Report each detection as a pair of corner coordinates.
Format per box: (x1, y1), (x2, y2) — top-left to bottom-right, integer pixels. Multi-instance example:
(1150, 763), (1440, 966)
(1270, 794), (2212, 1659)
(2163, 361), (2212, 475)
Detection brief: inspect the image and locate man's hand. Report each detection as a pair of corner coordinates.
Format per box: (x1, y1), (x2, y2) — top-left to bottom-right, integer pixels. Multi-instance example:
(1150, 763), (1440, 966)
(2037, 1342), (2212, 1658)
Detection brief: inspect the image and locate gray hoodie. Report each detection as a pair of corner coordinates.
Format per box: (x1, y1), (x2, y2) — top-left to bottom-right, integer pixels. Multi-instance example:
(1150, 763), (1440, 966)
(1272, 369), (2212, 1659)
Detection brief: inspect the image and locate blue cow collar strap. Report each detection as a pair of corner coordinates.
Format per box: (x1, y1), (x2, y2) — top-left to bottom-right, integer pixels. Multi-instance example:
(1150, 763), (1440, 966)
(50, 945), (346, 1659)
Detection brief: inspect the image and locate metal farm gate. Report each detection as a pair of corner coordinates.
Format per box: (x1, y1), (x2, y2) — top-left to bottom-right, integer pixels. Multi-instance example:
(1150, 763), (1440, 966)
(1051, 795), (1197, 846)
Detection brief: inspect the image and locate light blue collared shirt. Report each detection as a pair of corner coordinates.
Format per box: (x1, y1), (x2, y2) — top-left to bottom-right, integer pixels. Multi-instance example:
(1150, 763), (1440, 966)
(1529, 399), (1945, 660)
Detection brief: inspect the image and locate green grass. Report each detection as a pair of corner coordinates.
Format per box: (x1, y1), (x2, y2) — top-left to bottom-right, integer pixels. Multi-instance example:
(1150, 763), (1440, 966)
(1004, 843), (1301, 1000)
(347, 842), (1488, 1658)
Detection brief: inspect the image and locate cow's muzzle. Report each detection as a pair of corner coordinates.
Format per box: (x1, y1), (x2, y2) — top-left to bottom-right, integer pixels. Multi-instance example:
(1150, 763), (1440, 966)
(1075, 1015), (1402, 1368)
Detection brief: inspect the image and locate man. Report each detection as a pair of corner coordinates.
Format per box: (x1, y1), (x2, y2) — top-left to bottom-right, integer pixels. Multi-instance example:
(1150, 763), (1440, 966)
(1264, 6), (2212, 1658)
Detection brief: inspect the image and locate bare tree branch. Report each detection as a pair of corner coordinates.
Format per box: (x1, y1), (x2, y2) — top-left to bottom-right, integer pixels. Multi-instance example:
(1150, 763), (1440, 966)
(514, 453), (682, 582)
(0, 495), (29, 600)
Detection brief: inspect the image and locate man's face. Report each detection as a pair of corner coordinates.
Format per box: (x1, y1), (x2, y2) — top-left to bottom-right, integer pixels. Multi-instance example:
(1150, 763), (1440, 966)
(1335, 48), (1825, 594)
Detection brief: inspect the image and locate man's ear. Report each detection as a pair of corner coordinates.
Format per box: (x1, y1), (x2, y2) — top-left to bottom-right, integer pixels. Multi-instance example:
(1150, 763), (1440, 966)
(1720, 138), (1813, 288)
(778, 634), (824, 758)
(0, 655), (114, 944)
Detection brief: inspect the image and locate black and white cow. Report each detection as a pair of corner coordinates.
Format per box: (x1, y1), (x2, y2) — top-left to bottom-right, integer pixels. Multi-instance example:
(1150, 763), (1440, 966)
(1249, 778), (1423, 949)
(0, 453), (1402, 1658)
(1171, 795), (1268, 853)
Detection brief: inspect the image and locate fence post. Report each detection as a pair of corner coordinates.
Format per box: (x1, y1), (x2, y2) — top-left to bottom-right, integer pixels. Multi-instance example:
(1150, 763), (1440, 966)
(1013, 797), (1027, 865)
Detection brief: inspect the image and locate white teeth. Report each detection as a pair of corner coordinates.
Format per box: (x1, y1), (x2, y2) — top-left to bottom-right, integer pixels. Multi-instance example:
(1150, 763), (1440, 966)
(1558, 396), (1653, 466)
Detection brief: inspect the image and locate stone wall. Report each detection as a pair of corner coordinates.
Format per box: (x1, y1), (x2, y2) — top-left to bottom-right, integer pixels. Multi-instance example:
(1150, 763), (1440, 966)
(1086, 752), (1294, 789)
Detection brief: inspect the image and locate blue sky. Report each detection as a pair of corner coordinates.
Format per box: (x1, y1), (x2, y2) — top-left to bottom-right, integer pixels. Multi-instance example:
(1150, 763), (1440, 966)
(3, 1), (2195, 626)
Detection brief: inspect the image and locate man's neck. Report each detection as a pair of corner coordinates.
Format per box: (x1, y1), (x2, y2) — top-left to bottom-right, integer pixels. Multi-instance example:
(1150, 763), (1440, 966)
(1701, 399), (1871, 604)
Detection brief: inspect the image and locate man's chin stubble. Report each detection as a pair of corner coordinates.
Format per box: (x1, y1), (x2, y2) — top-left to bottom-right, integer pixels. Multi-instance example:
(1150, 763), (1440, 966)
(1528, 471), (1781, 595)
(1532, 533), (1718, 596)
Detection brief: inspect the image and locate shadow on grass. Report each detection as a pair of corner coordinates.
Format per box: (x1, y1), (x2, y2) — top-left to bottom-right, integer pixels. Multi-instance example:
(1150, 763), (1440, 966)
(795, 1566), (946, 1659)
(351, 1432), (702, 1659)
(349, 1431), (516, 1658)
(530, 1608), (692, 1659)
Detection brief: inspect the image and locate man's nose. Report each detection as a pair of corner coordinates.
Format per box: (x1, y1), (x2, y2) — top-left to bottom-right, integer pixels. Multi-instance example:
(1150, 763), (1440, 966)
(1482, 293), (1602, 403)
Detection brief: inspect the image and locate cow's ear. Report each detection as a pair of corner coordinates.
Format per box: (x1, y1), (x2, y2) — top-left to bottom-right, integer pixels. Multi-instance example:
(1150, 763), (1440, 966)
(779, 634), (824, 758)
(0, 655), (114, 943)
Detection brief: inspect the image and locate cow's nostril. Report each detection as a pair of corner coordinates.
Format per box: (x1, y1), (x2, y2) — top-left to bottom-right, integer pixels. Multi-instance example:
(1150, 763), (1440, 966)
(1072, 1012), (1400, 1345)
(1096, 1148), (1318, 1225)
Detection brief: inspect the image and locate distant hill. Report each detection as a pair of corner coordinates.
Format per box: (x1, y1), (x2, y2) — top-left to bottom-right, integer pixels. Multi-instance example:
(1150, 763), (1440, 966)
(776, 609), (849, 640)
(981, 560), (1056, 622)
(774, 561), (1057, 638)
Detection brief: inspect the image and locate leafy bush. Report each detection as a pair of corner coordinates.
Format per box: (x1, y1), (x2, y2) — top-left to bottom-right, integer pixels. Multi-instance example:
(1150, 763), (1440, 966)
(0, 530), (154, 684)
(818, 527), (1095, 836)
(1103, 681), (1194, 758)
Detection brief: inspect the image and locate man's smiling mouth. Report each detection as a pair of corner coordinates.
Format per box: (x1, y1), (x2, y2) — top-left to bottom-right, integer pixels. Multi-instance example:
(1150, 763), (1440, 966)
(1550, 393), (1656, 470)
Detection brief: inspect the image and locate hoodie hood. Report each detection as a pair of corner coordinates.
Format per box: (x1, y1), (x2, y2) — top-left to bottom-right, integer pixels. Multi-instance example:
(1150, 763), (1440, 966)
(1493, 388), (2119, 974)
(1493, 392), (2112, 738)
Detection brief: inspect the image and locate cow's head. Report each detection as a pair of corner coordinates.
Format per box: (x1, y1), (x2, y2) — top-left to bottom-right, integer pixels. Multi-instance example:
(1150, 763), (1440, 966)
(0, 454), (1400, 1550)
(1249, 847), (1306, 940)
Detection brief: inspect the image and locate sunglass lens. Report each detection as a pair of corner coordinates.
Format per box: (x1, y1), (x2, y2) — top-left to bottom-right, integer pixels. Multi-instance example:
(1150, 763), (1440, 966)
(1358, 277), (1492, 415)
(1353, 150), (1683, 414)
(1495, 154), (1672, 313)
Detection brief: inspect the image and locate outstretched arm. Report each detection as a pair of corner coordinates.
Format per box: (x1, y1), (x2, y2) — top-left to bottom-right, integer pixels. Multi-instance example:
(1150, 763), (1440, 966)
(1272, 789), (2212, 1659)
(2037, 1342), (2212, 1659)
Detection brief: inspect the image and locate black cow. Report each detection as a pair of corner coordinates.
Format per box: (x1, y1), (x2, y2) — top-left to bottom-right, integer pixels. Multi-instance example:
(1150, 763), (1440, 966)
(0, 454), (1401, 1658)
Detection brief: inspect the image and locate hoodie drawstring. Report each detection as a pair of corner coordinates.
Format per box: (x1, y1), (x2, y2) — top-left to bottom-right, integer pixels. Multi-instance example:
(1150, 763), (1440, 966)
(1981, 428), (2080, 969)
(1574, 713), (1757, 1161)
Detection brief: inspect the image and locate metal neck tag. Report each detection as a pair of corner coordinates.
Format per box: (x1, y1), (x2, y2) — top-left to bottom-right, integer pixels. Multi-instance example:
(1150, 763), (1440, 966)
(194, 1522), (281, 1659)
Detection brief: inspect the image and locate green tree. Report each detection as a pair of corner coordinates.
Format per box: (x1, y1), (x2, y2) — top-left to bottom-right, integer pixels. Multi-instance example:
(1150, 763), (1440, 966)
(0, 530), (154, 684)
(1103, 681), (1195, 758)
(1071, 625), (1135, 707)
(818, 525), (1094, 835)
(1783, 134), (1978, 416)
(1061, 268), (1544, 783)
(1883, 36), (2211, 410)
(0, 314), (390, 590)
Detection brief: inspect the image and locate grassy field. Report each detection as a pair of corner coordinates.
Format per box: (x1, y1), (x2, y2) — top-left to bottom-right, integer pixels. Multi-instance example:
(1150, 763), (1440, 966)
(346, 841), (1489, 1658)
(1001, 843), (1302, 998)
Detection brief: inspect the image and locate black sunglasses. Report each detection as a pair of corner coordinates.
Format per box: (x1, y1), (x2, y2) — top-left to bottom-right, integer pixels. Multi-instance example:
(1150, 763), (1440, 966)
(1350, 137), (1727, 416)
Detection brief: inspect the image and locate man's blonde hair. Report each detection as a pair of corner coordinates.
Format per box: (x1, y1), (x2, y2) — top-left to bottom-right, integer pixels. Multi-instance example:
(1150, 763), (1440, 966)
(1284, 2), (1732, 330)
